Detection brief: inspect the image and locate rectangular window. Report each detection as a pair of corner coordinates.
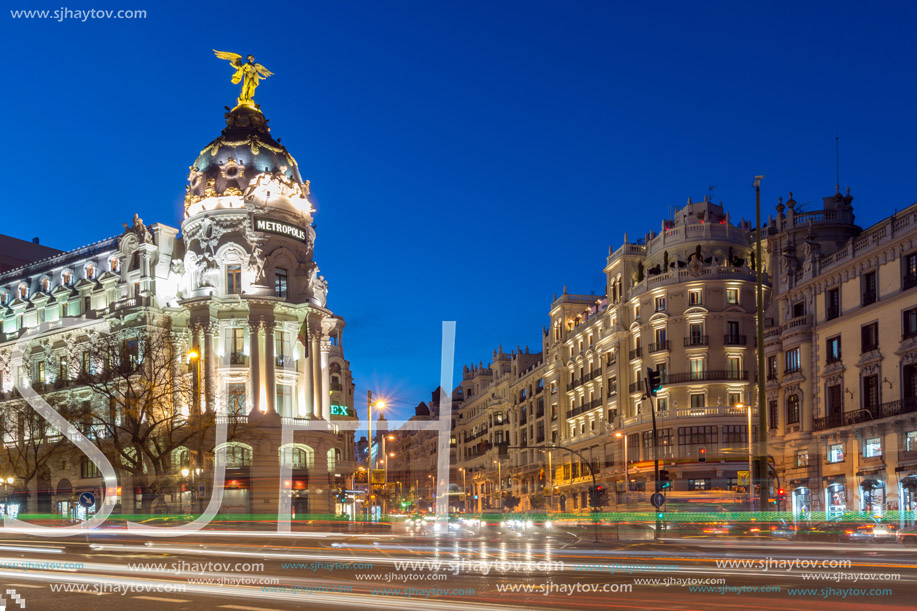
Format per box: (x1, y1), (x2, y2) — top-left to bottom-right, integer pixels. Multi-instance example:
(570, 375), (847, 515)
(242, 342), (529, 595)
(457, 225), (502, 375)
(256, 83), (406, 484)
(59, 355), (68, 382)
(785, 347), (800, 373)
(232, 328), (245, 357)
(827, 443), (844, 463)
(275, 268), (288, 298)
(655, 296), (666, 311)
(226, 264), (242, 294)
(687, 322), (705, 346)
(903, 308), (917, 340)
(767, 355), (778, 380)
(904, 252), (917, 290)
(786, 395), (800, 424)
(228, 384), (246, 415)
(864, 437), (882, 458)
(727, 391), (742, 406)
(688, 289), (703, 305)
(792, 301), (805, 318)
(656, 397), (668, 412)
(862, 271), (877, 305)
(861, 322), (879, 352)
(826, 384), (843, 424)
(551, 404), (557, 420)
(863, 375), (879, 410)
(722, 424), (747, 444)
(81, 459), (101, 479)
(726, 288), (738, 304)
(768, 400), (778, 429)
(796, 451), (809, 467)
(727, 356), (741, 378)
(826, 336), (842, 364)
(826, 288), (840, 320)
(36, 361), (45, 384)
(275, 384), (293, 417)
(689, 357), (705, 380)
(690, 393), (704, 409)
(907, 431), (917, 452)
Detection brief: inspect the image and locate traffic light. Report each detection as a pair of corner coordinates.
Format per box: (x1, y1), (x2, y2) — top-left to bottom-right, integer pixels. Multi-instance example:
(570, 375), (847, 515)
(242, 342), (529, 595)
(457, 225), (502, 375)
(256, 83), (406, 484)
(659, 470), (672, 490)
(656, 511), (664, 520)
(594, 484), (608, 507)
(646, 367), (663, 397)
(698, 447), (706, 463)
(777, 488), (786, 509)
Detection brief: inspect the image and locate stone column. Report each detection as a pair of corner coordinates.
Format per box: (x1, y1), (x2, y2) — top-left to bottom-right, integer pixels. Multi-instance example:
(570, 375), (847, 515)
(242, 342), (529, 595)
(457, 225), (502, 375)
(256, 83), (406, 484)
(321, 340), (331, 421)
(249, 321), (261, 415)
(264, 322), (277, 415)
(311, 330), (322, 420)
(299, 325), (312, 418)
(204, 323), (216, 412)
(258, 323), (268, 414)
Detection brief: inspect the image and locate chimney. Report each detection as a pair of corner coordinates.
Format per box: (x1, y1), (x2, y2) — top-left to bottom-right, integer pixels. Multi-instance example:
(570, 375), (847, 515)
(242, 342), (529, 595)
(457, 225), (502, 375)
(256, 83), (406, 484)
(32, 237), (39, 244)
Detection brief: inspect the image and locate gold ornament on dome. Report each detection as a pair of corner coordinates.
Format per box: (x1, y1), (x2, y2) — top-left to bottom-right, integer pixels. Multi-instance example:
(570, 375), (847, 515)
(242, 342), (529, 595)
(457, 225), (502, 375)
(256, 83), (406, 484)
(184, 186), (201, 207)
(203, 178), (218, 198)
(219, 157), (246, 180)
(213, 50), (274, 110)
(222, 186), (244, 197)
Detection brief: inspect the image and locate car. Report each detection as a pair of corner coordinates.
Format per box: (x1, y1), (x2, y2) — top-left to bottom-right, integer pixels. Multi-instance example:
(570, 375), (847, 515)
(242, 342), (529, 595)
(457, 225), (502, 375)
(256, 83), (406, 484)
(741, 519), (797, 538)
(796, 519), (897, 542)
(896, 526), (917, 545)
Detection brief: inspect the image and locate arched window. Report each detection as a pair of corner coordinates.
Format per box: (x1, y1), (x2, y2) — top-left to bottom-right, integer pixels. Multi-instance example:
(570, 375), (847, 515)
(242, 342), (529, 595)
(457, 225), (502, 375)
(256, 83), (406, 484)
(18, 284), (28, 299)
(62, 271), (72, 286)
(41, 278), (50, 293)
(172, 447), (191, 470)
(85, 264), (95, 280)
(216, 442), (253, 468)
(786, 395), (800, 425)
(279, 444), (314, 469)
(0, 291), (7, 305)
(327, 447), (338, 472)
(110, 256), (120, 272)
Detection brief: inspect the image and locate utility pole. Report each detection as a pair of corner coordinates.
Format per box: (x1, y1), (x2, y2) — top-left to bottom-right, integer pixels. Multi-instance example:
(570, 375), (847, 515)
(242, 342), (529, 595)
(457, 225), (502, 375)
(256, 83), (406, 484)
(754, 175), (768, 512)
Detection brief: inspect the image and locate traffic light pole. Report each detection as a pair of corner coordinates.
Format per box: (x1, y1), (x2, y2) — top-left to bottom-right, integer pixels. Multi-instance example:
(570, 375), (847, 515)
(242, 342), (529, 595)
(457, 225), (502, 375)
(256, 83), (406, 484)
(645, 376), (662, 541)
(754, 176), (769, 512)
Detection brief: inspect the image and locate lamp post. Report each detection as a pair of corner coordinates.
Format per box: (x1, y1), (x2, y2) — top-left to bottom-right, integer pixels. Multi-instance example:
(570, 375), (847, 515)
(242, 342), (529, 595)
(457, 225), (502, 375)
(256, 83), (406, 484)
(754, 175), (768, 511)
(459, 468), (466, 513)
(365, 393), (384, 521)
(187, 350), (201, 414)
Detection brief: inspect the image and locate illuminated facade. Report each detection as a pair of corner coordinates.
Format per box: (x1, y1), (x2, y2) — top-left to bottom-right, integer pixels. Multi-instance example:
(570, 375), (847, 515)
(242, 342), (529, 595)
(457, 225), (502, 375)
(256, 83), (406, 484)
(765, 190), (917, 519)
(0, 103), (356, 517)
(455, 198), (767, 512)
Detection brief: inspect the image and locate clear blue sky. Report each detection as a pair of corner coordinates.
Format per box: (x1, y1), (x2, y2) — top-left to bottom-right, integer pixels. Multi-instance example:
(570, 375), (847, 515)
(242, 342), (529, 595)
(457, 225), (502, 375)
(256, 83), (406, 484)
(5, 1), (917, 424)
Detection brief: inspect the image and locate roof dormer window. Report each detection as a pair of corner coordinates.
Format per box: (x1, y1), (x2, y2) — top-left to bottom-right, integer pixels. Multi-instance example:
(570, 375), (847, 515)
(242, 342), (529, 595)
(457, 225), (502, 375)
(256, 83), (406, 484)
(85, 264), (95, 280)
(41, 278), (50, 293)
(18, 284), (28, 300)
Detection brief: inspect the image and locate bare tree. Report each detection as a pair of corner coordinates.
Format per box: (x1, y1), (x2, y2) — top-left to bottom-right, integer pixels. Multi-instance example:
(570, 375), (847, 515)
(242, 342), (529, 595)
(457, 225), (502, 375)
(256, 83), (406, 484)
(75, 317), (247, 514)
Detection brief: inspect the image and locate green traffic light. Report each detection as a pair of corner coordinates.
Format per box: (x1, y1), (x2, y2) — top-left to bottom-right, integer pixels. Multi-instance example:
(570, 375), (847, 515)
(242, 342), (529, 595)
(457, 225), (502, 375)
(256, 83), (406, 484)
(656, 512), (664, 520)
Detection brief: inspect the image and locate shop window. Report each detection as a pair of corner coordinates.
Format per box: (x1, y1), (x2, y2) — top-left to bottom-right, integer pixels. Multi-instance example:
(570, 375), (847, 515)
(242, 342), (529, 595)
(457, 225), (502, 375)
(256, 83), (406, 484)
(827, 443), (844, 463)
(688, 478), (709, 491)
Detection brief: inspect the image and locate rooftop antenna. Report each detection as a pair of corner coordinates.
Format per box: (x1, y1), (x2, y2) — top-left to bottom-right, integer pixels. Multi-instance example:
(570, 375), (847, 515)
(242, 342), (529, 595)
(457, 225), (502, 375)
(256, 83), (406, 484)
(708, 185), (717, 201)
(835, 136), (840, 193)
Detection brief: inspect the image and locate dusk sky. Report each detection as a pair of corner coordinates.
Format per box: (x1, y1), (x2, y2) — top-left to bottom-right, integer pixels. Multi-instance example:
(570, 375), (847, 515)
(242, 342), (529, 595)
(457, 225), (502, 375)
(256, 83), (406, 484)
(5, 1), (917, 425)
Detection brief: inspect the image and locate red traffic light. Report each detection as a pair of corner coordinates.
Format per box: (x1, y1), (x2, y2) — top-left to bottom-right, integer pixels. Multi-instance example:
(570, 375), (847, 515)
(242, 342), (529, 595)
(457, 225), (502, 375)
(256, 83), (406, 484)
(777, 488), (786, 496)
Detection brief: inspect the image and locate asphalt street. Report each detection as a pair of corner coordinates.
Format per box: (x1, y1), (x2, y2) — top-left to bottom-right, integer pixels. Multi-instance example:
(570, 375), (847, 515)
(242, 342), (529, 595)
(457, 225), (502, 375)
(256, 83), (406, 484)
(0, 523), (914, 610)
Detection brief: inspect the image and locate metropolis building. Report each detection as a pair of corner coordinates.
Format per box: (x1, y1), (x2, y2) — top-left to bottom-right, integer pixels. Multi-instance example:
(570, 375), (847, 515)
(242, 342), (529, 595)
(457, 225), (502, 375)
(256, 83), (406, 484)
(0, 94), (357, 516)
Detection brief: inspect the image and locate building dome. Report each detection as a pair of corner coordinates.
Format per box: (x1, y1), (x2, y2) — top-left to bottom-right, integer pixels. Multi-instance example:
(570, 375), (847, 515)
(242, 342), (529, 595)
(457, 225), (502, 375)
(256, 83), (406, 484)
(185, 106), (307, 211)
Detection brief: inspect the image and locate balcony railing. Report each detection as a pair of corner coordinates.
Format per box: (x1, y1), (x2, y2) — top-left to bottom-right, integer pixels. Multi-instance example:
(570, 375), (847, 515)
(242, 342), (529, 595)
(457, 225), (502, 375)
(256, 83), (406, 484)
(568, 398), (603, 419)
(813, 398), (917, 431)
(229, 352), (248, 365)
(662, 370), (749, 384)
(628, 381), (643, 393)
(629, 347), (642, 360)
(724, 334), (747, 346)
(684, 335), (708, 347)
(648, 341), (670, 353)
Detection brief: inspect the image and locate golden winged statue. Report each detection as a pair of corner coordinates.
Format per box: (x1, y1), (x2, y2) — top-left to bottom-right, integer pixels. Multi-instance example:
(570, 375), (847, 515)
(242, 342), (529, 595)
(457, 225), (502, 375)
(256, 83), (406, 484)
(213, 50), (274, 109)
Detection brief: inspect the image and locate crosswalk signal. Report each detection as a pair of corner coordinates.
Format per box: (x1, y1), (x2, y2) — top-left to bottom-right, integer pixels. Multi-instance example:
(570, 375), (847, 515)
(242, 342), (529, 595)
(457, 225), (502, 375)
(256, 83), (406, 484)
(646, 367), (663, 397)
(698, 447), (706, 463)
(659, 470), (672, 490)
(656, 511), (664, 520)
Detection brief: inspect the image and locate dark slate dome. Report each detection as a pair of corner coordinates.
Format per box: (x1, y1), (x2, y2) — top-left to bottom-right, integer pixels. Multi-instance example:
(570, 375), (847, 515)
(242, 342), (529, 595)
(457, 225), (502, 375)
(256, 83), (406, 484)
(185, 106), (303, 205)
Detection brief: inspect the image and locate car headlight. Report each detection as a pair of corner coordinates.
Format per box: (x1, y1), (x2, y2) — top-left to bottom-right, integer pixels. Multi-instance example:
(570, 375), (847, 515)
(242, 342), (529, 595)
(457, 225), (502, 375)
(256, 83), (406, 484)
(545, 522), (552, 528)
(500, 521), (506, 527)
(525, 521), (534, 529)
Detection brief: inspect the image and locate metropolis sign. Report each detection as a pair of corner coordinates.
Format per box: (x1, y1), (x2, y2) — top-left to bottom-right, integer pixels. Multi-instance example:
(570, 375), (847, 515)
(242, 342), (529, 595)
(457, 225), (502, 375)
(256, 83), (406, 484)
(253, 217), (308, 243)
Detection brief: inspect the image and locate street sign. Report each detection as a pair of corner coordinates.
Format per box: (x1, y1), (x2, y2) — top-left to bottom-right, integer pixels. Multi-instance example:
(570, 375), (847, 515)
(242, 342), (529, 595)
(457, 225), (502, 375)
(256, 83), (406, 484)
(737, 471), (750, 486)
(78, 492), (95, 508)
(650, 492), (665, 508)
(199, 484), (206, 495)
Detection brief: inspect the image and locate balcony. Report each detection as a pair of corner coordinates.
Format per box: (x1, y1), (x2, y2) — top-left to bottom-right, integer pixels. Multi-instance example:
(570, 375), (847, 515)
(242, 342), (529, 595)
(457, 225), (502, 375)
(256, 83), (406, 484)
(662, 369), (749, 384)
(275, 355), (294, 368)
(628, 381), (643, 393)
(229, 352), (248, 366)
(629, 347), (642, 360)
(724, 334), (747, 346)
(684, 335), (708, 347)
(648, 341), (670, 353)
(568, 398), (603, 419)
(812, 397), (917, 431)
